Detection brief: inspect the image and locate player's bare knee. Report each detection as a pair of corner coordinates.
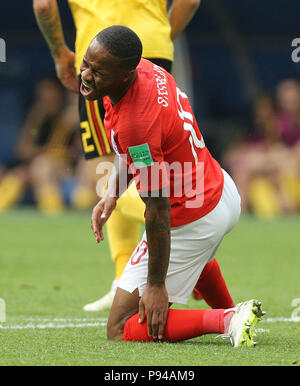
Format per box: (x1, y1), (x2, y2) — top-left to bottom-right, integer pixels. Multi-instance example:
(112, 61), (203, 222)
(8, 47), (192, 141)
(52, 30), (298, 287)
(106, 319), (124, 341)
(107, 288), (139, 340)
(107, 310), (138, 341)
(107, 309), (138, 341)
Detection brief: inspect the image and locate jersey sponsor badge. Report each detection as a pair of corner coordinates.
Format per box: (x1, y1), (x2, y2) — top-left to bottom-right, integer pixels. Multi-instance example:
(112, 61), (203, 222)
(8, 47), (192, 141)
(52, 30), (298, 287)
(128, 143), (153, 168)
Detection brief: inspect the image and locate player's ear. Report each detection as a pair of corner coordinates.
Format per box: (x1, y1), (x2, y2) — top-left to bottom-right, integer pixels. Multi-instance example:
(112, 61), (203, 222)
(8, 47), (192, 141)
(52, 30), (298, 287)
(122, 69), (135, 82)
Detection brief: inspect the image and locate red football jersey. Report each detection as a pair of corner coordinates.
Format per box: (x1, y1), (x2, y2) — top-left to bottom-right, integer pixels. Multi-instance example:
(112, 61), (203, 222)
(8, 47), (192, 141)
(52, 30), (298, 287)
(103, 59), (224, 227)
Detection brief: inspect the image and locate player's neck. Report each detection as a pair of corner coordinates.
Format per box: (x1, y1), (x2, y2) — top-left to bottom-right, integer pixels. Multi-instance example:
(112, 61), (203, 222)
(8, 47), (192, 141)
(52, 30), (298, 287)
(109, 71), (137, 106)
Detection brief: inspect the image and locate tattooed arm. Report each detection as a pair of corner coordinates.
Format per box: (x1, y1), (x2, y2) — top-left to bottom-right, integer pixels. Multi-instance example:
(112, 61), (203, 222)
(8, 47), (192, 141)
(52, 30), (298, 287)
(33, 0), (78, 92)
(138, 195), (171, 341)
(168, 0), (201, 40)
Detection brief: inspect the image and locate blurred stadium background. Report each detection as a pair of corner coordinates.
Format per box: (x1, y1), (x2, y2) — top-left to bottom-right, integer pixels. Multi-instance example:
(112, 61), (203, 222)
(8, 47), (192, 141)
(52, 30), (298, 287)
(0, 0), (299, 216)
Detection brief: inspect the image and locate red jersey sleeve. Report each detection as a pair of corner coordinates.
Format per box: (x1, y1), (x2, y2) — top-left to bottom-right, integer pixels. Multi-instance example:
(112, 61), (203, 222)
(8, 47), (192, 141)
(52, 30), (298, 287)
(117, 114), (170, 195)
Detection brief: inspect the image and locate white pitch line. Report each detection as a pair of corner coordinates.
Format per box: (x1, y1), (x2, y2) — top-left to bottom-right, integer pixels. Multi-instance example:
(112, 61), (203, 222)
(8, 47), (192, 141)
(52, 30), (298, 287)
(0, 316), (299, 331)
(22, 317), (108, 322)
(0, 322), (106, 330)
(0, 323), (271, 333)
(18, 316), (300, 323)
(262, 317), (300, 323)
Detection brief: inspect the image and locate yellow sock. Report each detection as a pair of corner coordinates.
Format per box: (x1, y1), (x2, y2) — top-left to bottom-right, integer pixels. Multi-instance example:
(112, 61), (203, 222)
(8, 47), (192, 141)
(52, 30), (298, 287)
(106, 208), (141, 281)
(0, 175), (24, 211)
(248, 177), (281, 218)
(36, 184), (64, 215)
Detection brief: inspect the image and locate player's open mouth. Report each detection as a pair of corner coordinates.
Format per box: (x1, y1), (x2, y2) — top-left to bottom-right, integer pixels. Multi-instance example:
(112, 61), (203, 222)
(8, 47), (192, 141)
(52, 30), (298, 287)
(80, 80), (95, 97)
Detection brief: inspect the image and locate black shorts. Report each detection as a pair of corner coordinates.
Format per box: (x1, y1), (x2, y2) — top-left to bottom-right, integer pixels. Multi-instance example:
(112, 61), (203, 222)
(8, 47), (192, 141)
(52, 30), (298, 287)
(78, 58), (172, 160)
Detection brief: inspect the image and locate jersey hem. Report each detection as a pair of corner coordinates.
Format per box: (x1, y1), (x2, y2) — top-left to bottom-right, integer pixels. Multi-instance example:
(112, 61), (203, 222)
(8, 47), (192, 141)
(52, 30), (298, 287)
(170, 176), (225, 228)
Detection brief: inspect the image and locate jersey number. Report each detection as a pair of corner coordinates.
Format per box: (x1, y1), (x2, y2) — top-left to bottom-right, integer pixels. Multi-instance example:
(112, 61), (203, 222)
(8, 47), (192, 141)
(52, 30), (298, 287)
(176, 87), (205, 164)
(80, 121), (95, 153)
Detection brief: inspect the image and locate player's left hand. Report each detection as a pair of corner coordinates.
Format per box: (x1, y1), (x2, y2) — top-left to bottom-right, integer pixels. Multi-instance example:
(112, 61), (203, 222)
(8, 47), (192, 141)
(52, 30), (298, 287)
(138, 284), (169, 341)
(53, 46), (79, 93)
(91, 197), (116, 243)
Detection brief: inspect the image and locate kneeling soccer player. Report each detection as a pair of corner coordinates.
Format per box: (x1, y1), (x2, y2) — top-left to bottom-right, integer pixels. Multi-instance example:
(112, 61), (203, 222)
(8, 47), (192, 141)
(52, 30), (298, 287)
(82, 26), (265, 346)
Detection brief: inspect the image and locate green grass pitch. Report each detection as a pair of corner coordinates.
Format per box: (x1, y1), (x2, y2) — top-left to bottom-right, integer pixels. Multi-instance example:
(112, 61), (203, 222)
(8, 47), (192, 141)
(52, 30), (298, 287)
(0, 209), (299, 366)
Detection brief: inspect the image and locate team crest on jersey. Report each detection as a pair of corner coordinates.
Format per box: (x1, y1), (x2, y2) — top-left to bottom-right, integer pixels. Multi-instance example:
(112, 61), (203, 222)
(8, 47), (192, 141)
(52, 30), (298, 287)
(128, 143), (154, 168)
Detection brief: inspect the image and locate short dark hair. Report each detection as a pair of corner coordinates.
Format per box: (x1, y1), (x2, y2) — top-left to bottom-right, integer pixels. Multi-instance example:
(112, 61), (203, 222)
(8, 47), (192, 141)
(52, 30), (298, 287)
(95, 25), (143, 71)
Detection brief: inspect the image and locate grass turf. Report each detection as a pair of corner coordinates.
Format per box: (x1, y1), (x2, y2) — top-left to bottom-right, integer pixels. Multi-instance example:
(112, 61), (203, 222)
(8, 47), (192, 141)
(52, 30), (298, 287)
(0, 209), (299, 366)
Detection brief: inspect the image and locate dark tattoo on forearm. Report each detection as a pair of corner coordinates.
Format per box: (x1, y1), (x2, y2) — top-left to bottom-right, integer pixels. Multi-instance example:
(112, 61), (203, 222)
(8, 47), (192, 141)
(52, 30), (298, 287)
(143, 197), (171, 286)
(34, 1), (65, 57)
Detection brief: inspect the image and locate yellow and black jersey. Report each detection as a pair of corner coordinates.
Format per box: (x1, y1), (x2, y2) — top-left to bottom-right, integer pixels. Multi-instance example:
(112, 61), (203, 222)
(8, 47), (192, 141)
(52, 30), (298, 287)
(68, 0), (173, 74)
(78, 97), (111, 159)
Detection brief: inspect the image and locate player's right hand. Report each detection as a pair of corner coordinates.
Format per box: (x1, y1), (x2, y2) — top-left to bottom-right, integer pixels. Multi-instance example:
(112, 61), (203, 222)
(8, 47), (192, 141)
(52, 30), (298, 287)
(91, 197), (117, 243)
(53, 46), (79, 93)
(138, 284), (169, 341)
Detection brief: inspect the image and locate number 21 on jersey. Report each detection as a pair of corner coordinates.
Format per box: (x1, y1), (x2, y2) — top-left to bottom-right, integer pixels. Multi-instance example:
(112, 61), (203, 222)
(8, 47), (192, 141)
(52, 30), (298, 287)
(176, 87), (205, 164)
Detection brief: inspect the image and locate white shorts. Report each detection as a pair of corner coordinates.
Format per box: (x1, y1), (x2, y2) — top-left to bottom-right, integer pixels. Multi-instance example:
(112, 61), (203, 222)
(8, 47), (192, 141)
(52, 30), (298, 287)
(118, 169), (241, 304)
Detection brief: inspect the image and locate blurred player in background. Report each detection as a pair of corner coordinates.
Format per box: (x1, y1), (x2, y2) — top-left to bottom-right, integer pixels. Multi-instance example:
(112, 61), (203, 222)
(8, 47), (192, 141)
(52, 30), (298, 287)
(33, 0), (201, 311)
(0, 77), (93, 214)
(276, 79), (300, 209)
(223, 83), (300, 218)
(223, 95), (283, 217)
